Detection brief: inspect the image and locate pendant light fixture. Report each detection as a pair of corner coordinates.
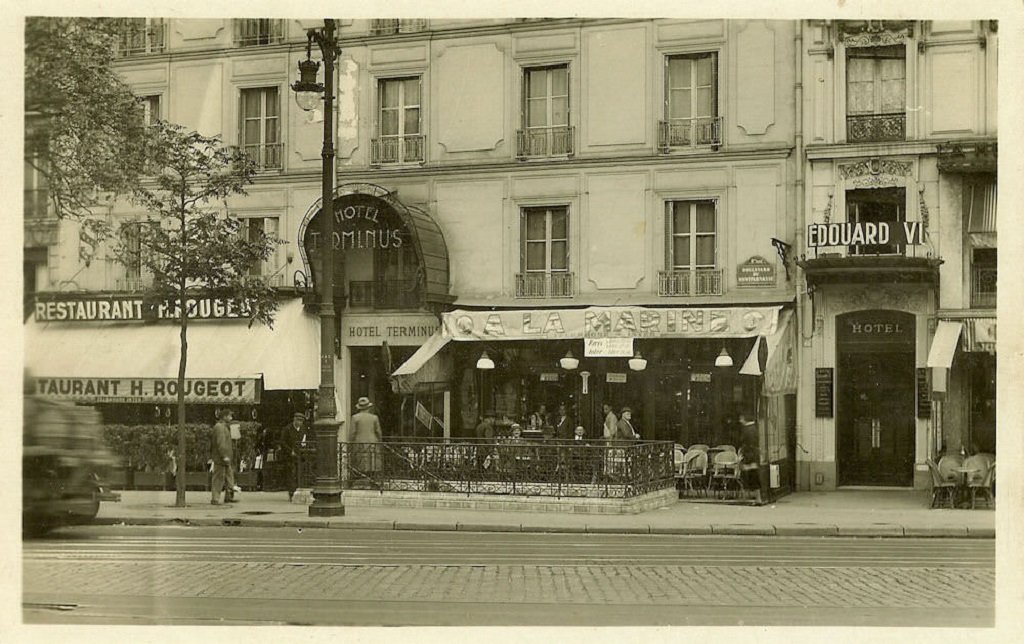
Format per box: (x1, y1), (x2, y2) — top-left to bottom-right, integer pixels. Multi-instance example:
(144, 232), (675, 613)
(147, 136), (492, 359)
(627, 350), (647, 372)
(559, 350), (579, 370)
(476, 350), (495, 370)
(714, 346), (733, 368)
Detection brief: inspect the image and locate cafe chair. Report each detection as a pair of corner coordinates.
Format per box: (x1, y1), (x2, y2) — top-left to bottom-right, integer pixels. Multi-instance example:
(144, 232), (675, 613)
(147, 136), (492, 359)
(926, 459), (957, 509)
(936, 453), (963, 481)
(969, 462), (995, 509)
(681, 449), (709, 497)
(687, 444), (710, 454)
(673, 445), (687, 479)
(708, 450), (744, 499)
(712, 444), (737, 454)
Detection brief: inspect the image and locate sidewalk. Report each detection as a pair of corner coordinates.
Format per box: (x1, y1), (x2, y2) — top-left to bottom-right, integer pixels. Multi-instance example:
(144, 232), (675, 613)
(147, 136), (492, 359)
(95, 488), (995, 538)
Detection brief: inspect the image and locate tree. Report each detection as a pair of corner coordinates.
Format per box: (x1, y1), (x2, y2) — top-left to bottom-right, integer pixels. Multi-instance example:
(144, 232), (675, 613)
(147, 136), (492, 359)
(25, 17), (152, 258)
(113, 122), (283, 507)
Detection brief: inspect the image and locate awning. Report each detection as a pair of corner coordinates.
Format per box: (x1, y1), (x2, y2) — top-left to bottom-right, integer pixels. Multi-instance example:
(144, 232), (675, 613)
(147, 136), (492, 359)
(961, 317), (996, 353)
(390, 330), (451, 394)
(739, 309), (797, 394)
(24, 298), (320, 391)
(926, 321), (963, 369)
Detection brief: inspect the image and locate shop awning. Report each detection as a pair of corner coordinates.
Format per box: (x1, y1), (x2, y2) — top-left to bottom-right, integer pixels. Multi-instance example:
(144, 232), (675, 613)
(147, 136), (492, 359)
(24, 298), (320, 391)
(926, 321), (963, 369)
(739, 309), (797, 394)
(390, 330), (451, 394)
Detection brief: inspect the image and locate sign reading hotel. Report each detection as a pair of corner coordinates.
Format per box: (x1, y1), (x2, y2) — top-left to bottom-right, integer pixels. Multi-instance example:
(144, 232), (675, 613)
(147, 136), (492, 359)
(303, 193), (408, 254)
(33, 377), (260, 404)
(442, 306), (780, 341)
(807, 221), (925, 248)
(342, 314), (440, 346)
(34, 295), (253, 323)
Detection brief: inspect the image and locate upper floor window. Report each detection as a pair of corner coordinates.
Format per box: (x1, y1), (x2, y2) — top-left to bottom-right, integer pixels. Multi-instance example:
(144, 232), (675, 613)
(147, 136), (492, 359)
(971, 248), (996, 309)
(370, 19), (427, 36)
(239, 87), (281, 170)
(660, 200), (721, 296)
(372, 77), (424, 165)
(236, 216), (280, 282)
(846, 45), (906, 143)
(517, 65), (573, 158)
(117, 18), (165, 57)
(517, 206), (573, 297)
(846, 187), (905, 255)
(234, 19), (284, 47)
(24, 150), (48, 220)
(141, 95), (161, 125)
(121, 223), (143, 288)
(660, 52), (721, 150)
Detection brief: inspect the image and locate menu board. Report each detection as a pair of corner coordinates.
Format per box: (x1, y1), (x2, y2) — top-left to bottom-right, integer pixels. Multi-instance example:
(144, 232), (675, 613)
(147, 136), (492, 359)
(916, 368), (931, 419)
(815, 368), (834, 418)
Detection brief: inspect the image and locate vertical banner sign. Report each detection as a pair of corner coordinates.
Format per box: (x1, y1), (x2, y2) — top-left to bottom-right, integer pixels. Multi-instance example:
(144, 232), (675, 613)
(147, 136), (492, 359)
(415, 401), (433, 429)
(916, 368), (932, 419)
(815, 368), (834, 418)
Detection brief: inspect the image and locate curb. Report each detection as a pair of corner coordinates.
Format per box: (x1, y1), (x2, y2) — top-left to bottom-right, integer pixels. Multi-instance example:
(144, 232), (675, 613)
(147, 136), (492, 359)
(394, 522), (458, 531)
(711, 524), (776, 536)
(522, 525), (587, 534)
(649, 525), (714, 535)
(585, 525), (651, 534)
(774, 524), (839, 537)
(836, 525), (905, 537)
(457, 523), (521, 532)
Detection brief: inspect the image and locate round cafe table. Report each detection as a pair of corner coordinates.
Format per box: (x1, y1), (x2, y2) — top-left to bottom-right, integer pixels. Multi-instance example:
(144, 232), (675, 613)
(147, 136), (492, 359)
(952, 467), (979, 508)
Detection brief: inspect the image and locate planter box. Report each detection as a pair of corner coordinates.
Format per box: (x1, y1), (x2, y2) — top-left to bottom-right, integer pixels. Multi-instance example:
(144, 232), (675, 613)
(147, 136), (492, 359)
(236, 470), (259, 491)
(104, 468), (130, 490)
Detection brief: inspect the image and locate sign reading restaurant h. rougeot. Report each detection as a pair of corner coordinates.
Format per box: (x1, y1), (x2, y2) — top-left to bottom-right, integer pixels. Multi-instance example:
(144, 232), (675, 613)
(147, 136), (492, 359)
(442, 306), (780, 341)
(33, 377), (260, 404)
(33, 294), (253, 323)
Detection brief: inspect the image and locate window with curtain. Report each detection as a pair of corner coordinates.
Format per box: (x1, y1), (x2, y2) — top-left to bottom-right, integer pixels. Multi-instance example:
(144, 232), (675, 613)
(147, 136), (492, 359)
(375, 76), (423, 163)
(667, 200), (717, 270)
(522, 207), (569, 274)
(239, 87), (281, 169)
(236, 216), (279, 278)
(846, 45), (906, 142)
(524, 65), (569, 129)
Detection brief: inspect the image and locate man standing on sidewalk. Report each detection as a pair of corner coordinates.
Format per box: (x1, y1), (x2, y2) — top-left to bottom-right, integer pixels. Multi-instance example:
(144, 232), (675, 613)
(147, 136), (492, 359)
(210, 409), (236, 505)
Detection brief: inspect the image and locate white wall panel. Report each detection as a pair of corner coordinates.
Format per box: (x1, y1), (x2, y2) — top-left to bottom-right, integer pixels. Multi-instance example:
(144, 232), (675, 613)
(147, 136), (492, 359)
(436, 44), (505, 152)
(436, 181), (507, 295)
(929, 49), (978, 134)
(585, 174), (648, 289)
(171, 63), (223, 137)
(585, 28), (647, 146)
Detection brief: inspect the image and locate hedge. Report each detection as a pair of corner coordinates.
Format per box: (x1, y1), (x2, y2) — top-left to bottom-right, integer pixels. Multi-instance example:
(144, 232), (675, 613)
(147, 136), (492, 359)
(102, 422), (262, 472)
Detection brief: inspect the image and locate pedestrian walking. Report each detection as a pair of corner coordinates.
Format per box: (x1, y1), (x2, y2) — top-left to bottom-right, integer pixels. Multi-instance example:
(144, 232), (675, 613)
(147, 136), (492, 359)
(210, 409), (236, 505)
(278, 412), (308, 500)
(349, 397), (382, 478)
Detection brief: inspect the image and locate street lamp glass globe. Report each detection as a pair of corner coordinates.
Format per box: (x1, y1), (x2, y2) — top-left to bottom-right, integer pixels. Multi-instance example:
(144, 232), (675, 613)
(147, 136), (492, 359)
(294, 90), (322, 112)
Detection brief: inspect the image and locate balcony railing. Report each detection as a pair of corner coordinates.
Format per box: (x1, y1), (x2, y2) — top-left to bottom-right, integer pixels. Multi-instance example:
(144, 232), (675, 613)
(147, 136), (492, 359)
(371, 134), (425, 165)
(115, 276), (151, 292)
(516, 126), (575, 159)
(515, 272), (574, 298)
(658, 117), (722, 150)
(329, 439), (675, 499)
(244, 273), (288, 288)
(240, 143), (282, 170)
(349, 279), (422, 309)
(370, 19), (427, 35)
(117, 22), (165, 57)
(971, 265), (997, 309)
(846, 112), (906, 143)
(233, 19), (284, 46)
(658, 269), (724, 296)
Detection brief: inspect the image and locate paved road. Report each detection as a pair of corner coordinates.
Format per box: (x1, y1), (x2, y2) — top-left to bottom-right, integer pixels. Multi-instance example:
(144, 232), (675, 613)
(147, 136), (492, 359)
(23, 525), (994, 626)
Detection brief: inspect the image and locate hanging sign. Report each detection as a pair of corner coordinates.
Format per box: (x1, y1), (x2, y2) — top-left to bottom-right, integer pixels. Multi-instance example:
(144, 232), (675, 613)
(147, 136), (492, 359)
(815, 368), (834, 418)
(33, 377), (260, 404)
(916, 368), (931, 419)
(584, 337), (634, 357)
(736, 256), (776, 287)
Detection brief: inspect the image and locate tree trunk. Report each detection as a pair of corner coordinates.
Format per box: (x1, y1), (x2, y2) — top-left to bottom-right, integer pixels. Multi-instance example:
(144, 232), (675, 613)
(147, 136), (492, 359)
(174, 291), (189, 506)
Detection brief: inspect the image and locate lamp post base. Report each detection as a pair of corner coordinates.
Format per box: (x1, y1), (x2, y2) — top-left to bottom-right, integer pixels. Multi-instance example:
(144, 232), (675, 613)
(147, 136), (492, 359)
(308, 418), (345, 517)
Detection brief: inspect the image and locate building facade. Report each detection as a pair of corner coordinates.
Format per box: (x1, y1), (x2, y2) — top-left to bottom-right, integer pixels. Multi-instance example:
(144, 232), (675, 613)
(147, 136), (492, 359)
(796, 19), (998, 491)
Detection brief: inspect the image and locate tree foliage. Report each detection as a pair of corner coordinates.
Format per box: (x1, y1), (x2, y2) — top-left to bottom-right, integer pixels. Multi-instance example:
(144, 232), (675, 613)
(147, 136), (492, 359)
(25, 17), (152, 257)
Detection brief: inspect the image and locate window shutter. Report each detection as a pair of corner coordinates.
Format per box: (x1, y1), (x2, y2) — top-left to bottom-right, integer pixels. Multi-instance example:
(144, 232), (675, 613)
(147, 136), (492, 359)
(664, 56), (670, 118)
(711, 52), (719, 119)
(665, 202), (673, 268)
(566, 66), (571, 124)
(519, 209), (527, 272)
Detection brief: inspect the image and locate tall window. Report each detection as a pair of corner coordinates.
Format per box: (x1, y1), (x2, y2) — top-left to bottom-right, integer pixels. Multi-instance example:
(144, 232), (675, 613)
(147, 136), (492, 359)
(662, 53), (719, 148)
(141, 95), (161, 125)
(234, 19), (283, 46)
(118, 18), (165, 57)
(971, 248), (996, 309)
(661, 200), (720, 296)
(24, 146), (48, 219)
(846, 46), (906, 142)
(517, 207), (572, 297)
(374, 77), (423, 164)
(846, 187), (905, 255)
(239, 87), (281, 169)
(518, 65), (572, 157)
(122, 223), (142, 287)
(236, 217), (279, 279)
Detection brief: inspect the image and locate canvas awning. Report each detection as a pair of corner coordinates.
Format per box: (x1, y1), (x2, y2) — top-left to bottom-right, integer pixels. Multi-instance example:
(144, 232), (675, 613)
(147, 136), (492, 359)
(390, 330), (451, 394)
(24, 298), (320, 391)
(926, 321), (963, 369)
(739, 309), (797, 394)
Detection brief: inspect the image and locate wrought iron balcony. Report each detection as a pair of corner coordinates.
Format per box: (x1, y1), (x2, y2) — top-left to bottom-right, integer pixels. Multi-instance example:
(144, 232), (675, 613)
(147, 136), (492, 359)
(233, 19), (284, 47)
(371, 134), (425, 165)
(658, 269), (724, 296)
(349, 279), (422, 309)
(516, 126), (575, 159)
(240, 143), (282, 170)
(658, 117), (722, 150)
(846, 112), (906, 143)
(515, 272), (575, 298)
(117, 21), (165, 56)
(115, 276), (152, 292)
(370, 19), (427, 35)
(971, 265), (997, 309)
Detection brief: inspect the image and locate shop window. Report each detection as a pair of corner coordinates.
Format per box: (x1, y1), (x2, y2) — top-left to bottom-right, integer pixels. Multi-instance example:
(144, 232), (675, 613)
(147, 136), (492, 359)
(660, 200), (721, 296)
(233, 19), (284, 47)
(846, 187), (905, 255)
(117, 18), (165, 57)
(239, 87), (281, 170)
(517, 207), (573, 298)
(660, 52), (721, 150)
(846, 45), (906, 142)
(372, 77), (424, 164)
(517, 64), (573, 158)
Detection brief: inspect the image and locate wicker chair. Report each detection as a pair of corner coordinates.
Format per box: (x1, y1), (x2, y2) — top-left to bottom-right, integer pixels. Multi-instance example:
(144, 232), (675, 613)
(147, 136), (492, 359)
(708, 450), (744, 499)
(926, 459), (957, 509)
(681, 449), (709, 497)
(969, 462), (995, 509)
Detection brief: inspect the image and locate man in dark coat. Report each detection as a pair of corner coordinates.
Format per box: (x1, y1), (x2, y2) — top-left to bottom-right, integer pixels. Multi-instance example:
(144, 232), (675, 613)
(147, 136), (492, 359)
(210, 409), (236, 505)
(278, 412), (309, 500)
(553, 403), (574, 440)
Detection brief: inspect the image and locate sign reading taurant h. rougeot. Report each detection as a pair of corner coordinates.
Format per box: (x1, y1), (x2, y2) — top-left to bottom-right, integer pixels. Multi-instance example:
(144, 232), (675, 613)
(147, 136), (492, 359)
(807, 221), (926, 248)
(33, 377), (260, 404)
(34, 295), (253, 323)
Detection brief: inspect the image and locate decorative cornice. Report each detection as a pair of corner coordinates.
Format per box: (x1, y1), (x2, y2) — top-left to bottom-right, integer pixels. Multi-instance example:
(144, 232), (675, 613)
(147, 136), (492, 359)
(838, 158), (912, 188)
(838, 20), (913, 48)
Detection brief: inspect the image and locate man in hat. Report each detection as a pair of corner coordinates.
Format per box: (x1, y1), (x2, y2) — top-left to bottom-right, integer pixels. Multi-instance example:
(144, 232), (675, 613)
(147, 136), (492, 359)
(210, 408), (237, 505)
(278, 411), (310, 500)
(349, 397), (382, 479)
(616, 407), (639, 440)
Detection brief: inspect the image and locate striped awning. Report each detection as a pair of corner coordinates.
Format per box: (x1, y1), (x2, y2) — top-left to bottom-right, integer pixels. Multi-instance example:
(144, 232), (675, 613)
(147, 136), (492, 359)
(961, 317), (996, 353)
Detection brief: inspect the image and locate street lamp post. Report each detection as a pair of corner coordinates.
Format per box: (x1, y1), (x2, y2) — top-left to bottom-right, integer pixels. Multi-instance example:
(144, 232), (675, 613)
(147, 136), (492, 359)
(292, 19), (344, 517)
